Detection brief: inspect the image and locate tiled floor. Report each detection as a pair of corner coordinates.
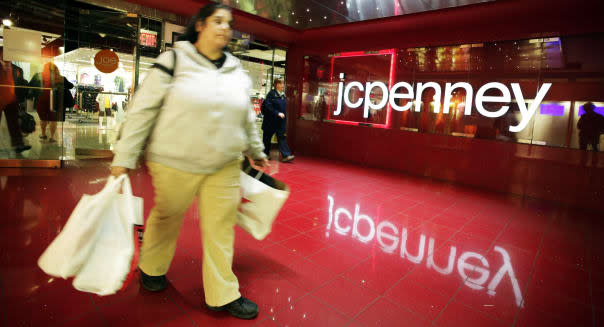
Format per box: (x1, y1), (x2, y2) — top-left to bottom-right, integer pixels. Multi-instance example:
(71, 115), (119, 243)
(0, 156), (602, 326)
(0, 111), (119, 161)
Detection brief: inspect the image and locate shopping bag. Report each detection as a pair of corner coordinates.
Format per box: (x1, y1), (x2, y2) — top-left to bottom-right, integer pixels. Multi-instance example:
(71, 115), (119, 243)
(38, 175), (143, 296)
(38, 175), (131, 279)
(237, 167), (290, 240)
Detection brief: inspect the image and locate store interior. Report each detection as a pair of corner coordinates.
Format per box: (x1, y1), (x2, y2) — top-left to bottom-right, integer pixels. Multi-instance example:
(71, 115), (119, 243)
(0, 0), (286, 165)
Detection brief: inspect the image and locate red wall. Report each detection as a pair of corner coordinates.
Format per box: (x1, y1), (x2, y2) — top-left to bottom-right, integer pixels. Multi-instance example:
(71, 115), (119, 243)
(286, 0), (604, 211)
(126, 0), (604, 211)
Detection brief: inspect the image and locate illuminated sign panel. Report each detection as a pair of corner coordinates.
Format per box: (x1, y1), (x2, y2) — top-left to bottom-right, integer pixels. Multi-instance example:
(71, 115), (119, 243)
(328, 50), (396, 128)
(139, 29), (158, 48)
(334, 77), (552, 133)
(330, 50), (553, 132)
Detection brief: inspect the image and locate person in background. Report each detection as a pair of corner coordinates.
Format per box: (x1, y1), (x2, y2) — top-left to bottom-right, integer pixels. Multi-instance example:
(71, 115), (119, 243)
(32, 62), (66, 143)
(578, 102), (604, 152)
(0, 52), (31, 153)
(261, 78), (294, 162)
(63, 77), (74, 113)
(110, 3), (268, 320)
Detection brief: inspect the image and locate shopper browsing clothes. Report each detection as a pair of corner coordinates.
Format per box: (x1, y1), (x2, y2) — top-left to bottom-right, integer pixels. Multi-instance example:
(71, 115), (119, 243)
(110, 3), (268, 320)
(261, 78), (295, 162)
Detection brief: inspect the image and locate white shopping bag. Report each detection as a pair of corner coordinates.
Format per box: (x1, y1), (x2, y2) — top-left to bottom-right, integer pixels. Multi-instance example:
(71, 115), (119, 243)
(38, 175), (143, 296)
(237, 170), (289, 240)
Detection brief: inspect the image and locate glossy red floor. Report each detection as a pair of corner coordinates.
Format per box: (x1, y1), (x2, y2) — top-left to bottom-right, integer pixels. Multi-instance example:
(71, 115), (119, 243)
(1, 157), (602, 327)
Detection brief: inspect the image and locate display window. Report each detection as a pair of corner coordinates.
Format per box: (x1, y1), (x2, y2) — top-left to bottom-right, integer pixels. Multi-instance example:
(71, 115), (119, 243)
(301, 33), (604, 152)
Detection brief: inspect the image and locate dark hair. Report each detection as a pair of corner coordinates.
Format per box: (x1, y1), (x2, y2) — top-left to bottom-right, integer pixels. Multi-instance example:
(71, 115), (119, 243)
(181, 3), (232, 43)
(273, 78), (284, 86)
(584, 102), (595, 112)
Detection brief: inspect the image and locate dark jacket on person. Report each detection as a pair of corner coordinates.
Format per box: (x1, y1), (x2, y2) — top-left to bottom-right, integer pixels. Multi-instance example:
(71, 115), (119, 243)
(63, 77), (75, 108)
(261, 89), (286, 131)
(578, 111), (604, 140)
(11, 64), (28, 104)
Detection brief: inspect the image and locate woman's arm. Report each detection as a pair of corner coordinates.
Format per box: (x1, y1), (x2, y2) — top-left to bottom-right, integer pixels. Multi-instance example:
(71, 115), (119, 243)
(111, 52), (175, 169)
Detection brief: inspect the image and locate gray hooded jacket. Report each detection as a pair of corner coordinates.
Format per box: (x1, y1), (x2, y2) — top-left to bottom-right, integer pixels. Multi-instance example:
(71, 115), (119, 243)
(112, 41), (266, 173)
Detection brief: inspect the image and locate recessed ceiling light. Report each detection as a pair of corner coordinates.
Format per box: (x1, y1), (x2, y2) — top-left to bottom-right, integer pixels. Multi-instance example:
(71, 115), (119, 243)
(2, 19), (13, 27)
(323, 16), (327, 19)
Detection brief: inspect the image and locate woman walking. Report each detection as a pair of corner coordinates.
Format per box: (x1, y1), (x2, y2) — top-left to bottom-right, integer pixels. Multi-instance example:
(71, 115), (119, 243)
(110, 3), (268, 319)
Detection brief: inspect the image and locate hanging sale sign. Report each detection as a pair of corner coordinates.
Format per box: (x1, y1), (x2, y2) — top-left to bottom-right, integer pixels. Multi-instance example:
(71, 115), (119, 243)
(94, 49), (119, 74)
(139, 29), (157, 48)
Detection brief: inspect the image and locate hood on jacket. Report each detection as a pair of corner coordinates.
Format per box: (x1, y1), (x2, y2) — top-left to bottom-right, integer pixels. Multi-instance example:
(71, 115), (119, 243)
(173, 41), (241, 72)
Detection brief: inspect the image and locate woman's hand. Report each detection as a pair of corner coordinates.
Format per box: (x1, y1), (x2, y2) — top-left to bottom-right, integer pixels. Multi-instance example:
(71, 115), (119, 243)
(247, 156), (270, 171)
(110, 166), (130, 177)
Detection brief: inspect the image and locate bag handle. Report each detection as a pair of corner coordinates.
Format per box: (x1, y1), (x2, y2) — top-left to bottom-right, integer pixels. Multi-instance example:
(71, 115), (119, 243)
(243, 166), (264, 180)
(104, 175), (138, 224)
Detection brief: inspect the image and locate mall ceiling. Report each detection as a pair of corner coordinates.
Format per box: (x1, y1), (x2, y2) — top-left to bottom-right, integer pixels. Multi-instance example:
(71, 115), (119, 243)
(216, 0), (497, 30)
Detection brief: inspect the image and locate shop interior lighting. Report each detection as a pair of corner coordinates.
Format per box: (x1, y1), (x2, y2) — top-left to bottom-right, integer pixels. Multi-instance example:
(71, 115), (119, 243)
(2, 19), (13, 27)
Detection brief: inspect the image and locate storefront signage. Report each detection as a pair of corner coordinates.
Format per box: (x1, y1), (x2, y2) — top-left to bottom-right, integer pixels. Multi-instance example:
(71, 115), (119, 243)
(94, 49), (119, 74)
(326, 195), (524, 307)
(334, 74), (552, 133)
(139, 29), (158, 47)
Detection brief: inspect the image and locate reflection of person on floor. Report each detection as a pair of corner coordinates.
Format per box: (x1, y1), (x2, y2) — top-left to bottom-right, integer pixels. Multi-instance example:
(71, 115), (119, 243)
(578, 102), (604, 152)
(110, 3), (268, 320)
(0, 56), (31, 153)
(31, 62), (66, 143)
(261, 78), (294, 162)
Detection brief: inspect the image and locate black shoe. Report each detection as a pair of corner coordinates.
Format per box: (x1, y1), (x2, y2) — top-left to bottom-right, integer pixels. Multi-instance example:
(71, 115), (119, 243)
(15, 145), (31, 153)
(207, 297), (259, 319)
(139, 269), (167, 292)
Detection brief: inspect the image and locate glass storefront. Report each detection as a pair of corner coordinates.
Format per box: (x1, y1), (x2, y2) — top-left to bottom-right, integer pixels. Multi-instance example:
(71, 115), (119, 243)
(0, 0), (286, 167)
(301, 34), (604, 152)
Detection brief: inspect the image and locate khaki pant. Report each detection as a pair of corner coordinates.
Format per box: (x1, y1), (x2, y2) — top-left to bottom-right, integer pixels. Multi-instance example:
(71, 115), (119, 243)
(139, 160), (242, 307)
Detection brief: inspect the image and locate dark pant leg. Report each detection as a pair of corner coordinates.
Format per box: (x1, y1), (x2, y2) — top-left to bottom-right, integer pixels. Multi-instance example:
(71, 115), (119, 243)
(276, 129), (292, 157)
(262, 127), (274, 157)
(3, 102), (24, 146)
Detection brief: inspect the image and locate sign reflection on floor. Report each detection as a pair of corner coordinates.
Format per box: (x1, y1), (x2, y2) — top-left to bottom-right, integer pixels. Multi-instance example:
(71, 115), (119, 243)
(325, 195), (524, 307)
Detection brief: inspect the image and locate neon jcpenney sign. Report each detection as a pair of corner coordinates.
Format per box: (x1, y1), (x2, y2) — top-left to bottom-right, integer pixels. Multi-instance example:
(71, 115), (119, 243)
(326, 195), (524, 307)
(334, 73), (552, 133)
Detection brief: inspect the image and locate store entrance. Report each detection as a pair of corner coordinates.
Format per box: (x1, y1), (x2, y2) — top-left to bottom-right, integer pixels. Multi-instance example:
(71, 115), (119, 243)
(0, 0), (161, 167)
(59, 6), (140, 159)
(228, 35), (287, 156)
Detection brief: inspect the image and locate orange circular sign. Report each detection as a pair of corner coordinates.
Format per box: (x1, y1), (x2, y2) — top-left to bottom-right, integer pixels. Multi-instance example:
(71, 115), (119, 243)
(94, 49), (119, 73)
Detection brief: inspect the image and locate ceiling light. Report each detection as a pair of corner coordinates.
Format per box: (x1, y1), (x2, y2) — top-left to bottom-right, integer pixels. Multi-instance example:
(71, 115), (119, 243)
(296, 21), (299, 24)
(307, 9), (310, 12)
(2, 19), (13, 27)
(324, 16), (327, 19)
(278, 14), (281, 18)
